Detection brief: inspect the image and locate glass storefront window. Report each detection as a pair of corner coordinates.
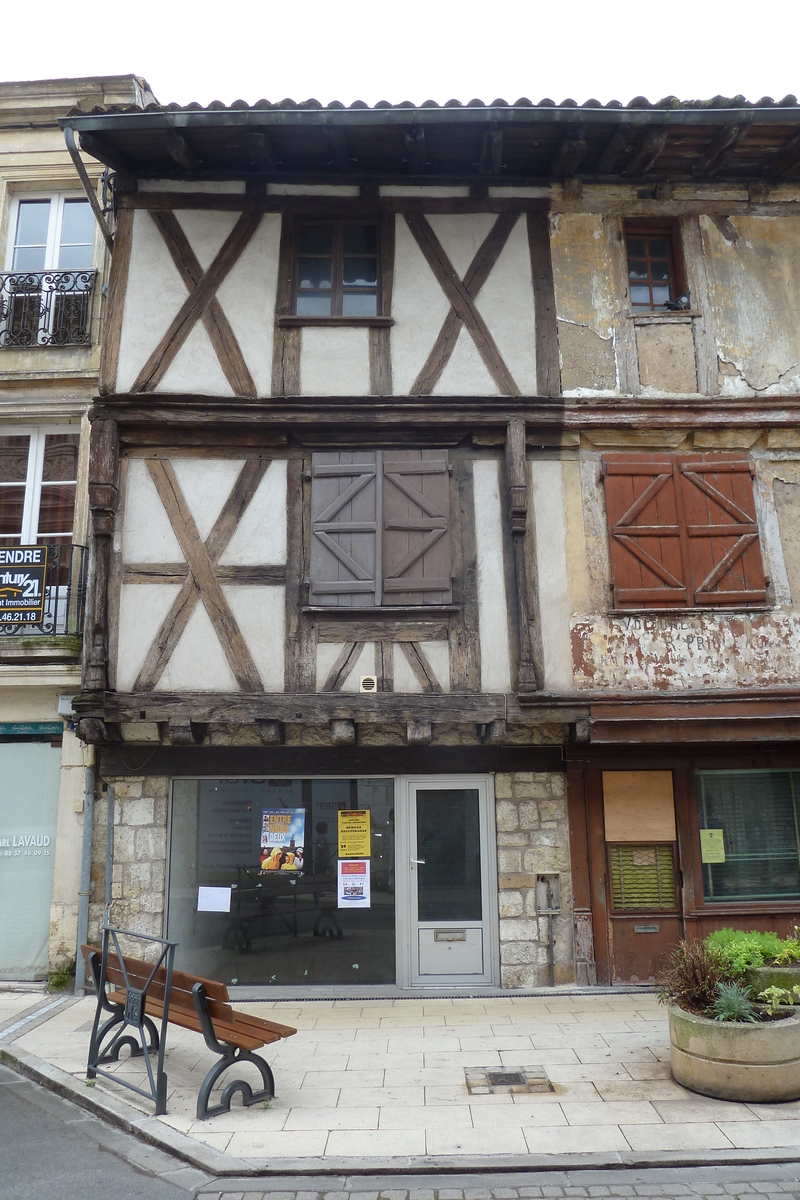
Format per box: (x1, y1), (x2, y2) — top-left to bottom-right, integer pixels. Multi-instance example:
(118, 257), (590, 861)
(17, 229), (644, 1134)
(696, 770), (800, 902)
(168, 778), (395, 986)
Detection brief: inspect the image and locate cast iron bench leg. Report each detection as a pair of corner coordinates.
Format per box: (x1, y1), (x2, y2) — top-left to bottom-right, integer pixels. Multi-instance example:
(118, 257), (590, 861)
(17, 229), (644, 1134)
(191, 982), (275, 1120)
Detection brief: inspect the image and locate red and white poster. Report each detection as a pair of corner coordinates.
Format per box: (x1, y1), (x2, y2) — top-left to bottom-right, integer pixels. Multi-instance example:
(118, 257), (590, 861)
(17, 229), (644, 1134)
(337, 858), (370, 908)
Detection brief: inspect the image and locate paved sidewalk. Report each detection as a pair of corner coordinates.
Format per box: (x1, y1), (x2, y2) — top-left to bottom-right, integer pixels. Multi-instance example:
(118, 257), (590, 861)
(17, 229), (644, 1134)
(2, 989), (800, 1175)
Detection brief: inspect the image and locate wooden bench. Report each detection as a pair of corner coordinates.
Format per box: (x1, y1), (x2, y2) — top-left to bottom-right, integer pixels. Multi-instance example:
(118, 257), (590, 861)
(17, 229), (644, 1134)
(82, 944), (296, 1119)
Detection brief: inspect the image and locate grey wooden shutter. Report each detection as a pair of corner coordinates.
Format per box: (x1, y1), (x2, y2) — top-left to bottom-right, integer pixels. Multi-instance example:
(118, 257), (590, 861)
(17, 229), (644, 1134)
(382, 450), (452, 605)
(309, 451), (380, 606)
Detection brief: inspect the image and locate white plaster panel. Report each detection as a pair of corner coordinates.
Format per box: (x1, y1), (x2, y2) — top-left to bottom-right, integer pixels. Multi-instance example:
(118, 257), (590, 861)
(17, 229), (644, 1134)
(154, 603), (239, 692)
(220, 460), (288, 565)
(116, 584), (181, 691)
(316, 642), (345, 690)
(300, 327), (370, 396)
(473, 215), (537, 394)
(158, 315), (235, 397)
(215, 214), (281, 398)
(122, 460), (182, 563)
(174, 209), (239, 272)
(116, 211), (190, 393)
(340, 642), (377, 692)
(472, 460), (512, 692)
(393, 645), (423, 693)
(381, 186), (470, 198)
(391, 215), (452, 394)
(141, 180), (246, 194)
(488, 187), (549, 198)
(315, 642), (376, 691)
(427, 213), (497, 279)
(433, 327), (499, 396)
(225, 586), (285, 691)
(269, 184), (360, 196)
(530, 460), (573, 692)
(418, 641), (451, 692)
(171, 459), (244, 542)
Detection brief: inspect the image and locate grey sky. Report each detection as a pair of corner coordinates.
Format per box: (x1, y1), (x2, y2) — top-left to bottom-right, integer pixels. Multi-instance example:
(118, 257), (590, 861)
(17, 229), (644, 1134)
(3, 0), (797, 109)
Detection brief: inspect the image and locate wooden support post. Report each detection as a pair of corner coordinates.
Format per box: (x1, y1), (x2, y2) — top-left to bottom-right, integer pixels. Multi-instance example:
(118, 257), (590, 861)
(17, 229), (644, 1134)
(481, 719), (507, 745)
(257, 719), (285, 746)
(406, 719), (432, 746)
(168, 719), (206, 746)
(85, 419), (120, 692)
(505, 419), (540, 692)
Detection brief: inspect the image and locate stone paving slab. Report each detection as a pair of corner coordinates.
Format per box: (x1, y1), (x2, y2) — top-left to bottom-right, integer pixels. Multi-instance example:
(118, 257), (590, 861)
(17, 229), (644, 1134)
(3, 989), (800, 1174)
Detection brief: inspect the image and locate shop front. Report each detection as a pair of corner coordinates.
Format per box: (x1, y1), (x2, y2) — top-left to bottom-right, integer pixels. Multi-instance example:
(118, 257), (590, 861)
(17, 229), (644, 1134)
(165, 774), (500, 990)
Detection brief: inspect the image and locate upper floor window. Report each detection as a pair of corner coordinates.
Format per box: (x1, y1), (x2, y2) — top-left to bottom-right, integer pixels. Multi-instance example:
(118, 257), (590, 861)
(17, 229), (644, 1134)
(0, 429), (79, 550)
(1, 194), (97, 348)
(309, 450), (451, 607)
(624, 221), (686, 312)
(602, 453), (767, 610)
(294, 221), (379, 317)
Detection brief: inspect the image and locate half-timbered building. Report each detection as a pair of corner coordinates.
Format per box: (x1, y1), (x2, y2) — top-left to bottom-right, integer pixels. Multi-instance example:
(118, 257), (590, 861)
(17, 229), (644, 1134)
(65, 94), (800, 989)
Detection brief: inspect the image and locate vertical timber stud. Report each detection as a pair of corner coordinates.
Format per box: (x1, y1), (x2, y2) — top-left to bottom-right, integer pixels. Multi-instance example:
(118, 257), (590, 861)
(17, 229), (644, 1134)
(505, 419), (540, 691)
(272, 213), (300, 396)
(98, 208), (134, 396)
(369, 210), (395, 396)
(526, 208), (561, 397)
(85, 419), (120, 691)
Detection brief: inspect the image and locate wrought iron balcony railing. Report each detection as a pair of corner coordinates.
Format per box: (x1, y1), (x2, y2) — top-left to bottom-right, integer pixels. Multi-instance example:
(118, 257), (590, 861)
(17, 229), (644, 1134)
(0, 270), (97, 348)
(0, 544), (88, 637)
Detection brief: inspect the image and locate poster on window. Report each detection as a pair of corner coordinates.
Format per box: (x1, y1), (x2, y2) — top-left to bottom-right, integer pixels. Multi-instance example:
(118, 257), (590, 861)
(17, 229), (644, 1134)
(338, 858), (370, 907)
(0, 546), (47, 625)
(338, 809), (371, 857)
(260, 808), (305, 872)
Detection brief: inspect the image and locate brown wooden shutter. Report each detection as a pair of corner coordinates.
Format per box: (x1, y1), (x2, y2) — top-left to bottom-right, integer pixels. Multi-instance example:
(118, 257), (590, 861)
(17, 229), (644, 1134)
(603, 453), (767, 610)
(309, 451), (380, 606)
(382, 450), (452, 606)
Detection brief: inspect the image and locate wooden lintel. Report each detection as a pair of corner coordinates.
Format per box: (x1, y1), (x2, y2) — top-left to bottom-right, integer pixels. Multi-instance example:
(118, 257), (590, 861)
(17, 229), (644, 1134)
(404, 125), (426, 174)
(622, 127), (669, 176)
(165, 133), (199, 171)
(691, 120), (750, 177)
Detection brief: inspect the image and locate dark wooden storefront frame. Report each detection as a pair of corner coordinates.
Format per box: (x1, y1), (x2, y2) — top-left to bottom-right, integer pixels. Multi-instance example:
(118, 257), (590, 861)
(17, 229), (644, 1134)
(567, 745), (800, 985)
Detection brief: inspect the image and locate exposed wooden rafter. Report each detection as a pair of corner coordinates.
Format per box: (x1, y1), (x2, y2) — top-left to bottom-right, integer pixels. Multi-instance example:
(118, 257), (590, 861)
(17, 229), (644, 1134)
(404, 125), (426, 173)
(244, 131), (276, 170)
(691, 120), (751, 177)
(325, 125), (351, 172)
(479, 127), (503, 175)
(622, 127), (669, 176)
(550, 131), (587, 177)
(165, 133), (198, 171)
(771, 129), (800, 176)
(78, 131), (132, 174)
(597, 126), (631, 174)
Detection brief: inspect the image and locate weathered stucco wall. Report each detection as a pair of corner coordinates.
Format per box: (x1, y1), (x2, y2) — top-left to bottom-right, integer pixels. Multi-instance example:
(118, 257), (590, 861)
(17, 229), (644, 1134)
(551, 212), (618, 394)
(702, 214), (800, 396)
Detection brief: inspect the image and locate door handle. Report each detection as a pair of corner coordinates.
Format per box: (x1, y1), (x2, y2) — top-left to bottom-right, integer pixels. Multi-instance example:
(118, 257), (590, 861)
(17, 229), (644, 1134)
(410, 858), (426, 865)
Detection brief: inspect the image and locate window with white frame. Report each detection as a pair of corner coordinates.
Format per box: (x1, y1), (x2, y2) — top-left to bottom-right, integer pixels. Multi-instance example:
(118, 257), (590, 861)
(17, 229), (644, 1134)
(1, 194), (97, 348)
(0, 429), (79, 550)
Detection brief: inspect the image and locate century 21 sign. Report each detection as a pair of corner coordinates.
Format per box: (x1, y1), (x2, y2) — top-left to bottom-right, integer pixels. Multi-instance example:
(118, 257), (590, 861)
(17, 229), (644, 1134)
(0, 546), (48, 624)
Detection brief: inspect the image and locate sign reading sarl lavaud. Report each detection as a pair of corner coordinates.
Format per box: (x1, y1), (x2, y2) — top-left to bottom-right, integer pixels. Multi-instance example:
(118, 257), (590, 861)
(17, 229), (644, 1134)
(0, 546), (48, 625)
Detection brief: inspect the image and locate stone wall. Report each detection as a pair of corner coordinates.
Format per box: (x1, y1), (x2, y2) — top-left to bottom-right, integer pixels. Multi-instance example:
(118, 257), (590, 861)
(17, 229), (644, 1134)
(88, 776), (169, 957)
(494, 770), (575, 987)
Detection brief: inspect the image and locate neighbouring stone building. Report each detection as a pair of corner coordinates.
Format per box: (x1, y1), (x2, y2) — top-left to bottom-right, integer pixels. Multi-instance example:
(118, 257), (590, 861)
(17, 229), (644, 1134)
(61, 91), (800, 992)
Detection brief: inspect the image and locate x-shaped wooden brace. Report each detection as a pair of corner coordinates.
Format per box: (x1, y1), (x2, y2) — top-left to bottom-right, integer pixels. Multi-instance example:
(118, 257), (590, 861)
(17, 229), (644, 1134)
(131, 210), (261, 395)
(133, 459), (269, 691)
(405, 212), (521, 396)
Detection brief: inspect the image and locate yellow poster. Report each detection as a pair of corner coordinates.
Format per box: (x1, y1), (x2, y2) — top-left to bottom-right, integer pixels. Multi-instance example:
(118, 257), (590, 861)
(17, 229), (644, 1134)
(700, 828), (726, 864)
(338, 809), (371, 858)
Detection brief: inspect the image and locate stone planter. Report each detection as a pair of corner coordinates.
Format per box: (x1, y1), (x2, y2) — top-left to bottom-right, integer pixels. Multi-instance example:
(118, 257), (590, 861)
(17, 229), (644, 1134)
(744, 964), (800, 994)
(668, 1004), (800, 1102)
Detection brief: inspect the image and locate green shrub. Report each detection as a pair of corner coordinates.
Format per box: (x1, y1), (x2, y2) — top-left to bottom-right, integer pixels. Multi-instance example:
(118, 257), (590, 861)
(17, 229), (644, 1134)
(704, 928), (796, 975)
(757, 985), (795, 1015)
(713, 981), (758, 1023)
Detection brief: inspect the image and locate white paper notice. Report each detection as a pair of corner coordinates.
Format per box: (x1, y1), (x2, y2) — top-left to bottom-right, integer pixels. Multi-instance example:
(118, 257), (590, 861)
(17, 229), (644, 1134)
(337, 859), (370, 908)
(197, 886), (232, 913)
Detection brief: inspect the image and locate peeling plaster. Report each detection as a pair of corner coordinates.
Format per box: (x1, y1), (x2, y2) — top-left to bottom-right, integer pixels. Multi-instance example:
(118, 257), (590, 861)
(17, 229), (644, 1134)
(572, 612), (800, 692)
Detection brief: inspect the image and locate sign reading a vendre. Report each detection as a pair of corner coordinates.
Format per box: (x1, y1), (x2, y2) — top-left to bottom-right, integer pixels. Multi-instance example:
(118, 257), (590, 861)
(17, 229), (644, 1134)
(0, 546), (48, 625)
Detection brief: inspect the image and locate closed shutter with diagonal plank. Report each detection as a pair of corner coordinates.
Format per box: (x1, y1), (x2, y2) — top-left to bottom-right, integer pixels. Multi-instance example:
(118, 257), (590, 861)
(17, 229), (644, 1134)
(309, 451), (380, 607)
(603, 453), (767, 610)
(382, 450), (452, 606)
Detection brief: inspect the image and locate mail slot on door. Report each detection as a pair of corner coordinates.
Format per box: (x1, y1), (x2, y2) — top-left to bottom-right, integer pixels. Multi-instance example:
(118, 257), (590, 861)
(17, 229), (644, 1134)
(434, 930), (467, 942)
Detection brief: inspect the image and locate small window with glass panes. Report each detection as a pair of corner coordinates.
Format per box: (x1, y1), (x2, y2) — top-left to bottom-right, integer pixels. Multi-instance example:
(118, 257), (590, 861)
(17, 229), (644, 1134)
(624, 223), (683, 312)
(293, 221), (379, 317)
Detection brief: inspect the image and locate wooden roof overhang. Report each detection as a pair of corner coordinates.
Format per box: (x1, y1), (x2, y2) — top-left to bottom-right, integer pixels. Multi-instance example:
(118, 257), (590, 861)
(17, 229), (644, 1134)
(61, 100), (800, 185)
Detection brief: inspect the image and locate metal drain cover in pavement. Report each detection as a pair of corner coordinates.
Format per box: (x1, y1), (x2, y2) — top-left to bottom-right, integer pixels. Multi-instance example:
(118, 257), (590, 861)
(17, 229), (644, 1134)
(465, 1066), (553, 1094)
